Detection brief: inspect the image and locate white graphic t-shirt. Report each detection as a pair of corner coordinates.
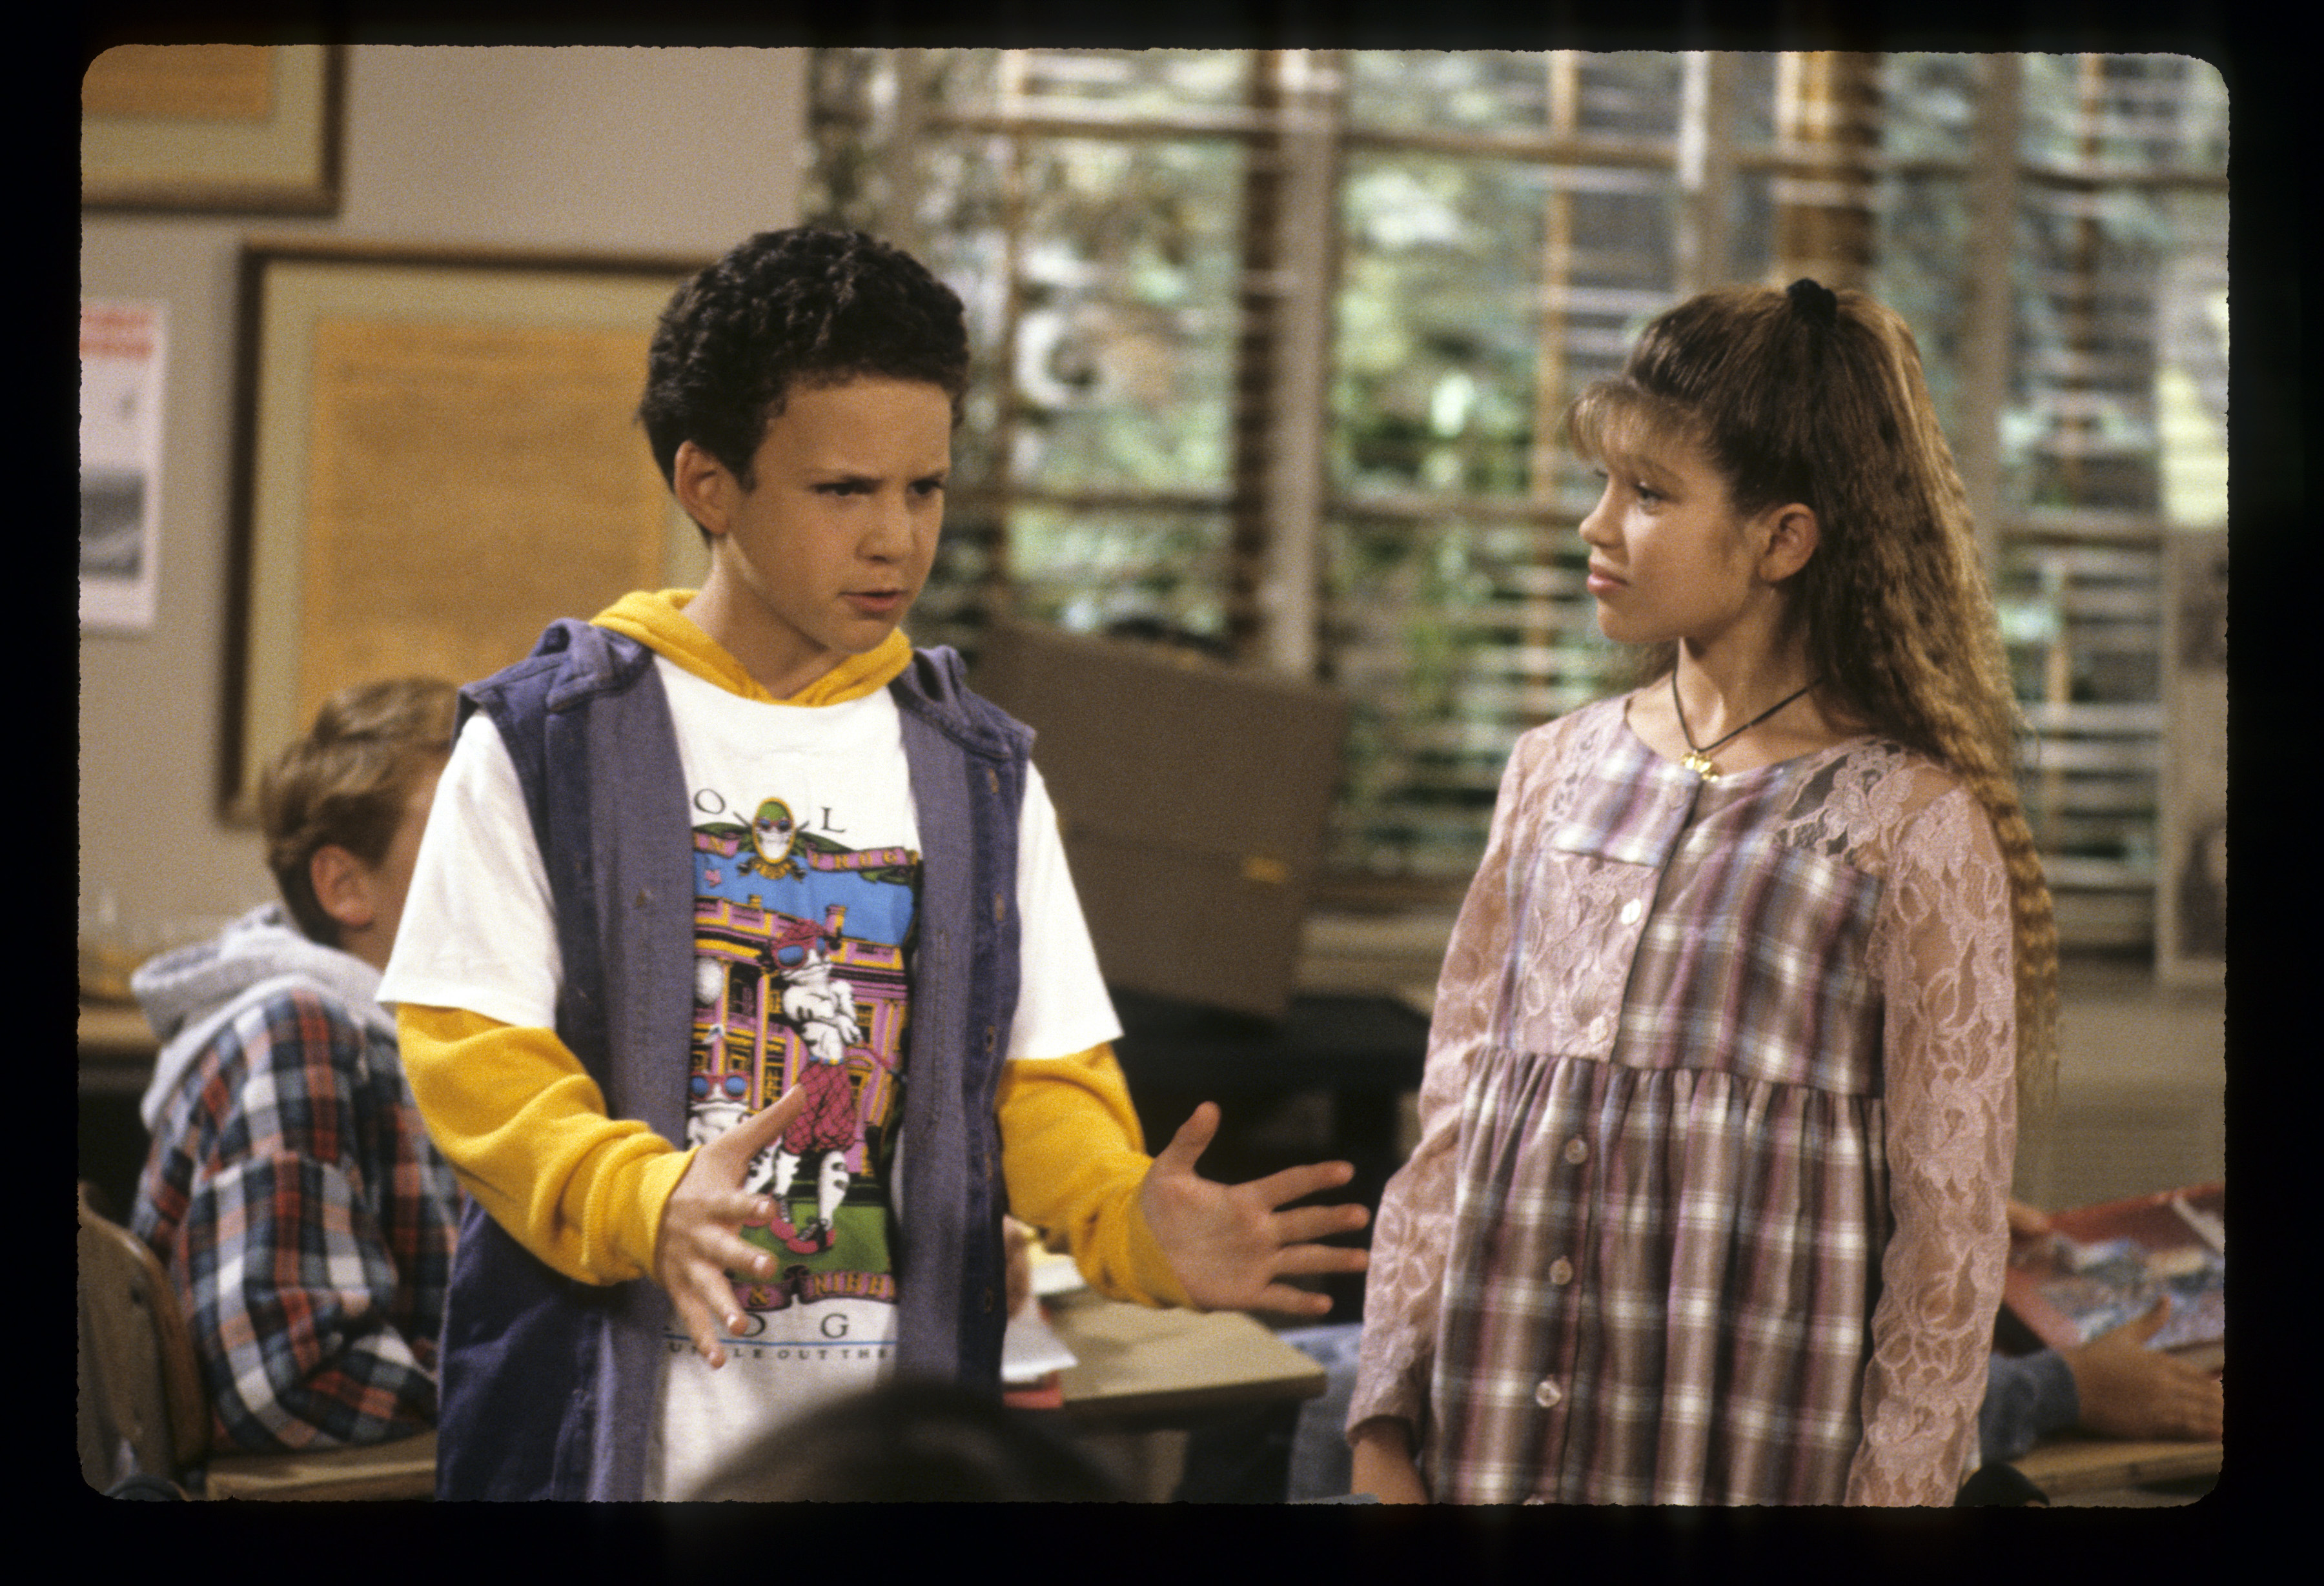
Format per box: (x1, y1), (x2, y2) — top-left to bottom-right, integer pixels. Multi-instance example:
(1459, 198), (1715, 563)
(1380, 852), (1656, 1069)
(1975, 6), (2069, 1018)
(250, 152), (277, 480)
(382, 653), (1120, 1500)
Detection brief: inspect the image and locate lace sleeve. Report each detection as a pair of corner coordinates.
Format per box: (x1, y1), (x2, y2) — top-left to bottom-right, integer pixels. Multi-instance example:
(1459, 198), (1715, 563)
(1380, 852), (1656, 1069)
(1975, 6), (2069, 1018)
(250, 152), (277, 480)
(1348, 733), (1541, 1441)
(1845, 785), (2017, 1505)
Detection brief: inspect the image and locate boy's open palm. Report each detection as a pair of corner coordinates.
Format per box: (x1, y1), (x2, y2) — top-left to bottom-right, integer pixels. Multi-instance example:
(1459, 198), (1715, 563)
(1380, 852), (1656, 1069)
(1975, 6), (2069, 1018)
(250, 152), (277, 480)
(1140, 1101), (1371, 1316)
(655, 1087), (808, 1368)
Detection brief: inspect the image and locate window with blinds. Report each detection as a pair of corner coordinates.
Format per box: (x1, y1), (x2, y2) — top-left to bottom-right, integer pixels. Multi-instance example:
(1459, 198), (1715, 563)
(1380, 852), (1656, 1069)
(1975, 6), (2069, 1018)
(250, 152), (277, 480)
(804, 48), (2228, 950)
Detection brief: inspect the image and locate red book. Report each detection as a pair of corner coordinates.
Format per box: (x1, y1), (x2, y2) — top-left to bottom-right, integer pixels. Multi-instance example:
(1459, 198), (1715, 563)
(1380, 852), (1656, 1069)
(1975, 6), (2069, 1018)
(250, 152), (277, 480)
(1001, 1374), (1066, 1411)
(2002, 1182), (2224, 1370)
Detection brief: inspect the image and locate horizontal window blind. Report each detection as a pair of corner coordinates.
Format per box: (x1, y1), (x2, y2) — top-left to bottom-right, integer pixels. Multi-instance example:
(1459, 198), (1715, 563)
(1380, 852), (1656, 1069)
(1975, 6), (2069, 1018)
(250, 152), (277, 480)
(806, 48), (2227, 947)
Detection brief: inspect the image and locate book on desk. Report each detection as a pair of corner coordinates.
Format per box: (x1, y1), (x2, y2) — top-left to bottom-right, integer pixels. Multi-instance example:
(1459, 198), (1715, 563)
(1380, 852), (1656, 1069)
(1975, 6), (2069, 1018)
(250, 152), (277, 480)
(1000, 1247), (1328, 1428)
(2001, 1181), (2224, 1498)
(2003, 1181), (2224, 1372)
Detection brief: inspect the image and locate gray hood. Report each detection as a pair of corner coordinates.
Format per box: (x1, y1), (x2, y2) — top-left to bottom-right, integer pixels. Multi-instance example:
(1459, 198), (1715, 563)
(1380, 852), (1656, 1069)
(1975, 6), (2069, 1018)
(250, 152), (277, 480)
(133, 902), (397, 1132)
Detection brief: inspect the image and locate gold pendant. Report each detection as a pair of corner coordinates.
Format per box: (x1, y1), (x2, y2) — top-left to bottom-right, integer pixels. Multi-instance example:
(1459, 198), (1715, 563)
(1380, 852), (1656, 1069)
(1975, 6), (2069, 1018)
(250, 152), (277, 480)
(1681, 750), (1719, 780)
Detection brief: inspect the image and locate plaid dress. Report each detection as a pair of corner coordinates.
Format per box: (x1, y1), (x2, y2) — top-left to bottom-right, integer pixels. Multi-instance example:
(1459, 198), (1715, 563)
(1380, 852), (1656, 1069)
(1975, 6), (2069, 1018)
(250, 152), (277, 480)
(1352, 695), (2015, 1505)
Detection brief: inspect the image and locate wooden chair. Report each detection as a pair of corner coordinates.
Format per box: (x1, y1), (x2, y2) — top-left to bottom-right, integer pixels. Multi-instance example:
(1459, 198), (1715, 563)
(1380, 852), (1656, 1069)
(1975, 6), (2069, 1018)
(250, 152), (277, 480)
(77, 1182), (438, 1499)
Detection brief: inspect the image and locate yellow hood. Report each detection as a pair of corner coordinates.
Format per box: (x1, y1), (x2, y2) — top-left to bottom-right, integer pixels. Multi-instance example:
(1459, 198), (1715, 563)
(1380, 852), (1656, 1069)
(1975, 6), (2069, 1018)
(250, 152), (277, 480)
(591, 589), (912, 707)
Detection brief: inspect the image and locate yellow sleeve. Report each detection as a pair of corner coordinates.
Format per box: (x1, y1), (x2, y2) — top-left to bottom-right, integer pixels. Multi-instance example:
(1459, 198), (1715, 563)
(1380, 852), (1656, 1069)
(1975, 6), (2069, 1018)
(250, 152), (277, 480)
(996, 1042), (1191, 1308)
(396, 1004), (695, 1285)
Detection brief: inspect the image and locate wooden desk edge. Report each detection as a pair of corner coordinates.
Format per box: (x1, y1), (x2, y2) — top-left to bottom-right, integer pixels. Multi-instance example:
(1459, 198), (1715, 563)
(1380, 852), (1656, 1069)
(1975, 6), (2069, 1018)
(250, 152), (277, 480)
(1052, 1371), (1327, 1430)
(2012, 1436), (2223, 1495)
(1043, 1292), (1330, 1427)
(201, 1430), (440, 1501)
(81, 1002), (159, 1055)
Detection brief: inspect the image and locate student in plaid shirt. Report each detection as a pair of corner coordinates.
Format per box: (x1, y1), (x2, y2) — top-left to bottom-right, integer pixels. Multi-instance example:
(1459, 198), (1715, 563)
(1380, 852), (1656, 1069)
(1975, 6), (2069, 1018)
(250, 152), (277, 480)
(132, 678), (462, 1450)
(1350, 281), (2057, 1506)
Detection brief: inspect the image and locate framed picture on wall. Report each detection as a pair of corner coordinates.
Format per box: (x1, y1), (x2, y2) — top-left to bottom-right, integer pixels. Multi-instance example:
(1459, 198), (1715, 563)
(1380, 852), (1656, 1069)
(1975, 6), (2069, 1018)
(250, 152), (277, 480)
(82, 45), (347, 214)
(79, 300), (167, 633)
(224, 238), (712, 818)
(2157, 529), (2227, 986)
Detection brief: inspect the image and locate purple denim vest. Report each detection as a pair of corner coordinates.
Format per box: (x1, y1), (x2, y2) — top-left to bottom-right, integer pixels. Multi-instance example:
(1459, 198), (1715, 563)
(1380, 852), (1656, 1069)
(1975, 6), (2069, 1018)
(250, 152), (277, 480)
(433, 620), (1027, 1500)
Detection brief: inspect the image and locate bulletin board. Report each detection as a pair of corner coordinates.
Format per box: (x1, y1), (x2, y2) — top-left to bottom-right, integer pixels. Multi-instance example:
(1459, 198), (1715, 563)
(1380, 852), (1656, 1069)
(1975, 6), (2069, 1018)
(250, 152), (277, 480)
(225, 239), (712, 817)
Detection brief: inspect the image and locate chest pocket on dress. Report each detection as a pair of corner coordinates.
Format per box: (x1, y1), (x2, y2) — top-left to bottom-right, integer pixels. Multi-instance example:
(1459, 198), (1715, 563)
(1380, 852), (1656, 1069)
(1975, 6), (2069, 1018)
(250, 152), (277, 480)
(1496, 784), (1691, 1064)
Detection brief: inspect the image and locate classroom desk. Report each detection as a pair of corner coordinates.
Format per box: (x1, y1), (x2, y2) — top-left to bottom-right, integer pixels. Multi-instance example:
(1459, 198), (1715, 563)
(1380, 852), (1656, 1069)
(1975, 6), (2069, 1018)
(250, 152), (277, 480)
(2013, 1434), (2222, 1498)
(1039, 1288), (1327, 1434)
(198, 1431), (442, 1501)
(79, 1002), (157, 1092)
(79, 1003), (160, 1218)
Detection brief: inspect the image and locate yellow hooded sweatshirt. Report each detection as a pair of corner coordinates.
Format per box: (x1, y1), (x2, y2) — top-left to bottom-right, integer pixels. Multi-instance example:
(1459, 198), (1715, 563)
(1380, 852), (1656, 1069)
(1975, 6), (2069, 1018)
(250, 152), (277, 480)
(396, 590), (1188, 1306)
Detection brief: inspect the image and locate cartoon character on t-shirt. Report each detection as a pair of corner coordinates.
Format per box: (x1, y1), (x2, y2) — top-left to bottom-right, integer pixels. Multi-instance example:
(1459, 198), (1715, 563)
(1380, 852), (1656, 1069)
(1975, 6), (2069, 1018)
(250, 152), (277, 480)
(745, 797), (807, 882)
(764, 914), (864, 1250)
(688, 791), (919, 1299)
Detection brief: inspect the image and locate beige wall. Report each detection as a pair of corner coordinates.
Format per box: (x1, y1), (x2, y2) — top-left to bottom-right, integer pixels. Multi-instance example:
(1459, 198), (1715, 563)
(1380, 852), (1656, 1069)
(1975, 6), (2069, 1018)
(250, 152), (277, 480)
(79, 46), (810, 931)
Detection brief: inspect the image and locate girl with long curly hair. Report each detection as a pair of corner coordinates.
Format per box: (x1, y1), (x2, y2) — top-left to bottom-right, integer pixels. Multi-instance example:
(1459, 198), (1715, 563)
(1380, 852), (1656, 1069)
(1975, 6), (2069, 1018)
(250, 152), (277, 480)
(1349, 280), (2055, 1506)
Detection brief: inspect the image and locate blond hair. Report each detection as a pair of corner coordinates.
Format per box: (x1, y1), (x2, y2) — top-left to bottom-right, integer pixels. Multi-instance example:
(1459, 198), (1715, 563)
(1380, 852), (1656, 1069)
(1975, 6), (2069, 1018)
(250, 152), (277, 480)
(261, 678), (458, 948)
(1569, 283), (2057, 1117)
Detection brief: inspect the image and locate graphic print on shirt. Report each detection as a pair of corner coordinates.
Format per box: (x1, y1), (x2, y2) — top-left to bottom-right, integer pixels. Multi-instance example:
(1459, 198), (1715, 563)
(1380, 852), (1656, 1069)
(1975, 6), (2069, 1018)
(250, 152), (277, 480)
(688, 792), (919, 1321)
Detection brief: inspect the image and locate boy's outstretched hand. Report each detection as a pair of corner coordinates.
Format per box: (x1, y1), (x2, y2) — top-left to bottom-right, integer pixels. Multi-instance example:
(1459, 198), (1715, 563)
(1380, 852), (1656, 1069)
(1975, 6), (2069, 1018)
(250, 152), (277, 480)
(654, 1087), (809, 1368)
(1140, 1101), (1371, 1316)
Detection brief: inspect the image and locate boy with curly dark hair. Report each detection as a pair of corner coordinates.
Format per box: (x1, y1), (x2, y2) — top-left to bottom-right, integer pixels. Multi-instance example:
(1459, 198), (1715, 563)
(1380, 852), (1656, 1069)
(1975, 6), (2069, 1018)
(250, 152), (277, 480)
(382, 229), (1368, 1501)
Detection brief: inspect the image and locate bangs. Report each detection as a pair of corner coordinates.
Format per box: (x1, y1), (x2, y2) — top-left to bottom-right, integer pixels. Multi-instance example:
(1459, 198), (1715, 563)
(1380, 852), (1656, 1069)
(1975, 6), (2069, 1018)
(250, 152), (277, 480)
(1565, 380), (1704, 471)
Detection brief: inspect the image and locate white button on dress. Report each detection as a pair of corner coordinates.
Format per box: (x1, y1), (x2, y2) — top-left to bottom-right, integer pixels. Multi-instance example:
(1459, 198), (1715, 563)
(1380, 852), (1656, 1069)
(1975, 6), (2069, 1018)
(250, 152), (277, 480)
(1563, 1137), (1589, 1165)
(1534, 1378), (1563, 1408)
(1620, 899), (1644, 925)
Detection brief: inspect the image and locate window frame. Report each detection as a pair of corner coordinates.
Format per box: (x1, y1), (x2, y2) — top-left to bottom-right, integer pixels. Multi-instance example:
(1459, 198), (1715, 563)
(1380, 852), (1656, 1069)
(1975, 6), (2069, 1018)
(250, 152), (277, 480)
(806, 46), (2227, 948)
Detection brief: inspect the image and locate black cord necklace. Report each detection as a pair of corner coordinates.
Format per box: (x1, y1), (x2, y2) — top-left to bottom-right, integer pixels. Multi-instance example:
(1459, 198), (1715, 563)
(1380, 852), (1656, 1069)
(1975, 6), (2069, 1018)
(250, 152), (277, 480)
(1672, 671), (1822, 780)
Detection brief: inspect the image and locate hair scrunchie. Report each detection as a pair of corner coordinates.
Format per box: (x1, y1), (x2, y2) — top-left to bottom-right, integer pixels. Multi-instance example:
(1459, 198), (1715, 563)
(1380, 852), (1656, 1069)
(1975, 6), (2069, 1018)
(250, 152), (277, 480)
(1786, 277), (1839, 328)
